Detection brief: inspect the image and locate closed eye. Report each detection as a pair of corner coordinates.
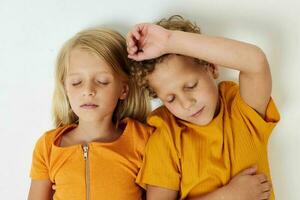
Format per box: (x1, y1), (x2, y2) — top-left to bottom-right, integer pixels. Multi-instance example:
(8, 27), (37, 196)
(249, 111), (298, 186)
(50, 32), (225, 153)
(166, 95), (175, 103)
(185, 81), (198, 89)
(72, 81), (82, 86)
(97, 81), (109, 85)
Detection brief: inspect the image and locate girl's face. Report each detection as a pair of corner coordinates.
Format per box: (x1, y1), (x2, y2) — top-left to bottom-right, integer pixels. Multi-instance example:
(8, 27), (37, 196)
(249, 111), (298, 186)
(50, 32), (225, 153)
(147, 55), (219, 126)
(64, 48), (128, 123)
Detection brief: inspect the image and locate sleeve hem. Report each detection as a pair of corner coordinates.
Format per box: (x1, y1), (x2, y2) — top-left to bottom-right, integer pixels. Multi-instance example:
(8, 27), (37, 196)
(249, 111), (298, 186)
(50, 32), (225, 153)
(136, 178), (180, 191)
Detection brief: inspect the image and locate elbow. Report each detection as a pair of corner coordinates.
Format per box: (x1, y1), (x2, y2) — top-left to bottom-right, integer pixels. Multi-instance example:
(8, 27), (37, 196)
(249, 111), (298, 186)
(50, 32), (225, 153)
(251, 46), (269, 74)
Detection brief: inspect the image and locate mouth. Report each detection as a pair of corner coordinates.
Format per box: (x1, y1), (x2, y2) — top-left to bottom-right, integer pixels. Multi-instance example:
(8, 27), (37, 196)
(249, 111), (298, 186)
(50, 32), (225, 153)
(190, 107), (205, 118)
(80, 103), (99, 109)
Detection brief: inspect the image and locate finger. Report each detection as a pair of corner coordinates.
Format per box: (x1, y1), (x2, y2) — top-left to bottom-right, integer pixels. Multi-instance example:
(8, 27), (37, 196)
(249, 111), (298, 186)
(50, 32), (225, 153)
(127, 46), (130, 54)
(127, 47), (135, 55)
(132, 29), (141, 41)
(126, 39), (134, 50)
(126, 32), (138, 48)
(127, 48), (135, 56)
(255, 174), (268, 183)
(129, 46), (138, 55)
(126, 32), (134, 46)
(128, 54), (140, 61)
(235, 166), (257, 177)
(260, 181), (272, 192)
(260, 190), (271, 200)
(131, 24), (145, 41)
(128, 51), (146, 61)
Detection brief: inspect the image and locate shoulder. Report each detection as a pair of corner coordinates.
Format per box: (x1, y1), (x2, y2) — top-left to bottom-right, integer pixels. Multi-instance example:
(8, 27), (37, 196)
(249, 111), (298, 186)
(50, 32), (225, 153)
(147, 106), (179, 129)
(146, 106), (182, 153)
(123, 118), (153, 143)
(34, 126), (70, 152)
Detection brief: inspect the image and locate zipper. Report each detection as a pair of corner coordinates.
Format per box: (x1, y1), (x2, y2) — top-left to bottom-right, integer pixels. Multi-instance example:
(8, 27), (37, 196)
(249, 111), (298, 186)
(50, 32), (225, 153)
(82, 144), (90, 200)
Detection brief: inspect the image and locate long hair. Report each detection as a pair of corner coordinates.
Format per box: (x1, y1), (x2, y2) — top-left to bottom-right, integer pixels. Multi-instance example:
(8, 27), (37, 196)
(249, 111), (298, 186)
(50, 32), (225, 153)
(52, 28), (151, 127)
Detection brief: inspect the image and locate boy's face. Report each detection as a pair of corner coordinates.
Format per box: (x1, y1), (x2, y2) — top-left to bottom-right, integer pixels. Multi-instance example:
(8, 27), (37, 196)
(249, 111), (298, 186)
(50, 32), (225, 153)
(147, 55), (219, 126)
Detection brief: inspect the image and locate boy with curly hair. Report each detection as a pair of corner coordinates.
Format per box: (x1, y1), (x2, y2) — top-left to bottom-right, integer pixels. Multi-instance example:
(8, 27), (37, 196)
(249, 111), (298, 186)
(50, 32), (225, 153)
(127, 15), (280, 200)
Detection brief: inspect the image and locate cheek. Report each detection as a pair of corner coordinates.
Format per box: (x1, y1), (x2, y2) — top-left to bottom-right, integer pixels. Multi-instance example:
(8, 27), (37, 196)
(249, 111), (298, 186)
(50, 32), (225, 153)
(196, 82), (218, 101)
(66, 88), (81, 105)
(165, 104), (182, 117)
(101, 85), (122, 103)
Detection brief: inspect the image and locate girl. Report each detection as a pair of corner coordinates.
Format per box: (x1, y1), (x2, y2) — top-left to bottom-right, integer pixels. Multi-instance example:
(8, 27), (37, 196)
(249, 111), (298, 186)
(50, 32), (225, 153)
(28, 28), (152, 200)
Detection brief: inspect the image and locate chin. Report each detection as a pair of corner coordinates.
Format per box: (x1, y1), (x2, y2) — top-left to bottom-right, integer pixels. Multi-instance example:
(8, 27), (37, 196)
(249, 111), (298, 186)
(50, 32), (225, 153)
(193, 117), (213, 126)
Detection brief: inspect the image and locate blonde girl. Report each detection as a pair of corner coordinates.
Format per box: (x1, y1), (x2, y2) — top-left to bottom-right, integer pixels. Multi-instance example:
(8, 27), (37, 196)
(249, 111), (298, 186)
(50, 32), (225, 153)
(28, 28), (151, 200)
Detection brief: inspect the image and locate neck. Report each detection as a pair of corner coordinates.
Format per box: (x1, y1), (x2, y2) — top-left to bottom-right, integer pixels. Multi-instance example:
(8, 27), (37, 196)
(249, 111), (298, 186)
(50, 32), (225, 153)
(75, 116), (121, 143)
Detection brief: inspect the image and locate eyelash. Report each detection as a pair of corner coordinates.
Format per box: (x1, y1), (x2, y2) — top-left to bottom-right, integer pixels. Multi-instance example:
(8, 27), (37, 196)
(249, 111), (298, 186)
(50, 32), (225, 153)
(167, 96), (175, 103)
(71, 81), (109, 86)
(72, 81), (81, 86)
(97, 81), (109, 85)
(186, 82), (198, 89)
(166, 82), (198, 103)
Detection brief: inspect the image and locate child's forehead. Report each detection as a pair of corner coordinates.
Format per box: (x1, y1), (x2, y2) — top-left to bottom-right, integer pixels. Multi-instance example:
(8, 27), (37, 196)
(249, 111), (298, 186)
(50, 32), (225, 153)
(156, 55), (200, 72)
(152, 55), (203, 78)
(67, 48), (114, 74)
(147, 62), (205, 95)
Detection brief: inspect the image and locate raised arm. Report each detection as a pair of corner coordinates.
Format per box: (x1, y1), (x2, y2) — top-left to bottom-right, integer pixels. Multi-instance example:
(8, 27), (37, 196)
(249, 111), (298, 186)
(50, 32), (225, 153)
(165, 30), (271, 117)
(127, 24), (271, 117)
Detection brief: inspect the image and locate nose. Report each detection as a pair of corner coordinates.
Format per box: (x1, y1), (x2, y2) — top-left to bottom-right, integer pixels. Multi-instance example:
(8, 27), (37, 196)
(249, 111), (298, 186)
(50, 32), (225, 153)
(83, 82), (96, 97)
(179, 96), (196, 110)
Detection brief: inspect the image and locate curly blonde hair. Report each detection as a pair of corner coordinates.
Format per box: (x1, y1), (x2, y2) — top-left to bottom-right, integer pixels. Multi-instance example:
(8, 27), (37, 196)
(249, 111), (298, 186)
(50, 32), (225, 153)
(130, 15), (213, 97)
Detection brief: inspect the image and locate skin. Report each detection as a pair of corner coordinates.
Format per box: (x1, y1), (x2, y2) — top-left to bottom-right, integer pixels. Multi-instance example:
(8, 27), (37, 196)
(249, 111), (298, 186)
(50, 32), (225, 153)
(28, 48), (129, 200)
(147, 55), (220, 126)
(126, 23), (272, 200)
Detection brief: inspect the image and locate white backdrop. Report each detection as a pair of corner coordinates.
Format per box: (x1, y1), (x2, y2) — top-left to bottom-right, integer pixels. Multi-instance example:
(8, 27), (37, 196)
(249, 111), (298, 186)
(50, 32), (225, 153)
(0, 0), (299, 199)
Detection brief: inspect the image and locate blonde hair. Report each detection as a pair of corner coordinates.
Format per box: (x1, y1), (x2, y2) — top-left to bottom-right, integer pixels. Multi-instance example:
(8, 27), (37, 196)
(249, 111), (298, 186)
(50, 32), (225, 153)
(52, 28), (151, 127)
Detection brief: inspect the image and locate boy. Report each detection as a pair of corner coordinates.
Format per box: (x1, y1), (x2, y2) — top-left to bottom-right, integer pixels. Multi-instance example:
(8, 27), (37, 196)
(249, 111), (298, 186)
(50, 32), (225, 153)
(127, 15), (279, 200)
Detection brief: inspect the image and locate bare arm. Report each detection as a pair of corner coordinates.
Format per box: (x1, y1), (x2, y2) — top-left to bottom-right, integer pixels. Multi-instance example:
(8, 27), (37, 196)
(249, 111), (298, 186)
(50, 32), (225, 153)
(127, 24), (271, 117)
(146, 185), (178, 200)
(166, 31), (271, 117)
(187, 167), (271, 200)
(143, 167), (271, 200)
(28, 179), (53, 200)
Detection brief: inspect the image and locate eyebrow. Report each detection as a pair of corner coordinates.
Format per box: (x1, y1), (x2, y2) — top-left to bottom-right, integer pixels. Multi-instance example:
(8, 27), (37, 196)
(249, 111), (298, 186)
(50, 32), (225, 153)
(67, 71), (112, 76)
(157, 80), (197, 99)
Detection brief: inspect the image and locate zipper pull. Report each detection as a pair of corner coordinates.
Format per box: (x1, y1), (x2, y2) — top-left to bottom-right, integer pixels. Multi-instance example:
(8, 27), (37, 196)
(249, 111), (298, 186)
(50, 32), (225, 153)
(83, 144), (89, 160)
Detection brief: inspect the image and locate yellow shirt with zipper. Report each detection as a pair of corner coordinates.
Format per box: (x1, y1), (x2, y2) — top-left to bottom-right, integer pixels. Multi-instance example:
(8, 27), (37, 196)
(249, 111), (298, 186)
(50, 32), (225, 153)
(30, 118), (151, 200)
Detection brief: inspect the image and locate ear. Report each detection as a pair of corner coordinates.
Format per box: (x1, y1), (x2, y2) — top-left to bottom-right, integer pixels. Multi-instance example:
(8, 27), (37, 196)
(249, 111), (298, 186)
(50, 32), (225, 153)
(208, 64), (219, 79)
(119, 83), (129, 100)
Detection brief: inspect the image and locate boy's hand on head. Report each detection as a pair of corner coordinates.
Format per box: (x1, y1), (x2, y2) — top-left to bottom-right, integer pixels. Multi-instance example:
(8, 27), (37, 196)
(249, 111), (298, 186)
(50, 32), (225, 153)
(126, 23), (171, 61)
(224, 166), (272, 200)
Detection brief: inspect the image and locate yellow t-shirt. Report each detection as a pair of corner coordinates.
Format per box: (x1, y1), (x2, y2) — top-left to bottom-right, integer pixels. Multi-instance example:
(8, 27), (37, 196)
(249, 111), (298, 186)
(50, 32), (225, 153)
(30, 118), (151, 200)
(136, 81), (280, 199)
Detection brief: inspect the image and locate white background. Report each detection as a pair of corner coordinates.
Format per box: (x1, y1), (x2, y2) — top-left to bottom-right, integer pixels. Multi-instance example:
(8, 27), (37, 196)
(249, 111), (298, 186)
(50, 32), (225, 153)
(0, 0), (299, 199)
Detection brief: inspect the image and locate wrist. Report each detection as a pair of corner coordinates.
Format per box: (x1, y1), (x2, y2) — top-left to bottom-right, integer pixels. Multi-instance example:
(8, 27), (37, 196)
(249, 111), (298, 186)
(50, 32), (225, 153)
(217, 185), (234, 200)
(164, 30), (179, 54)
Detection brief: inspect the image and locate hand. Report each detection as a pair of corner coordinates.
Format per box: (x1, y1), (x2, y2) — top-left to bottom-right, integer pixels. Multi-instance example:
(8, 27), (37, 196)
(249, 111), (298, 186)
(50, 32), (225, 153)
(224, 166), (272, 200)
(126, 23), (171, 61)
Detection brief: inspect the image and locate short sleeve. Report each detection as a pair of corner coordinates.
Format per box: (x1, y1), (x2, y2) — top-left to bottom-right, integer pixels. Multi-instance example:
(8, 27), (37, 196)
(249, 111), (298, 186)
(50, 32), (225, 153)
(30, 135), (50, 180)
(136, 124), (181, 191)
(234, 90), (280, 143)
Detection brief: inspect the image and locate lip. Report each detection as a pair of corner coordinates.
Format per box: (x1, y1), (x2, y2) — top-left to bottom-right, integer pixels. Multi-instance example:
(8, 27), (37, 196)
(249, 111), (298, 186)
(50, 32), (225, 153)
(80, 103), (99, 109)
(191, 107), (205, 118)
